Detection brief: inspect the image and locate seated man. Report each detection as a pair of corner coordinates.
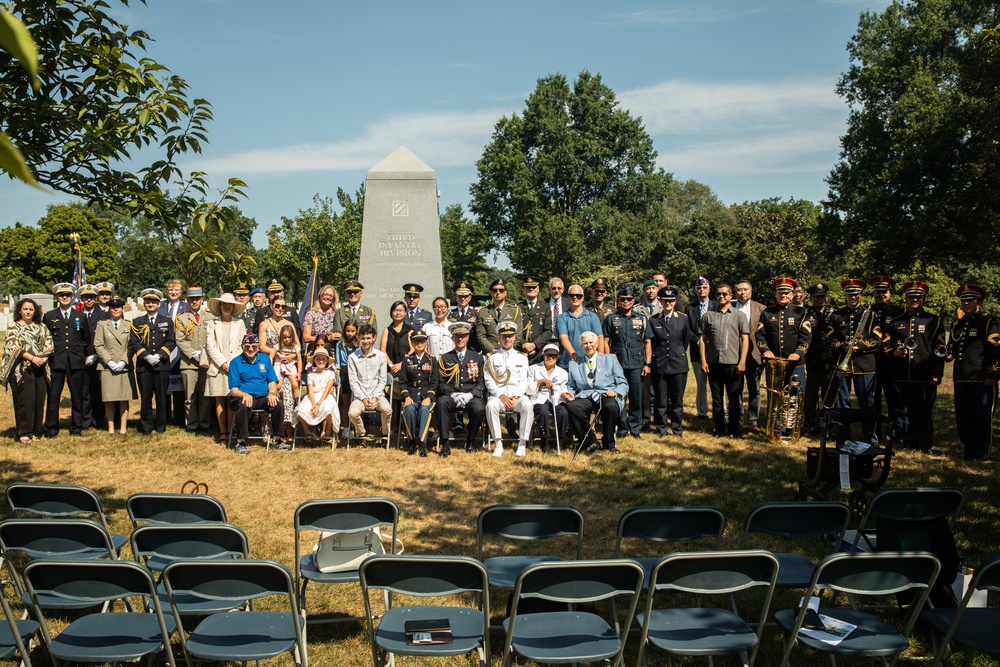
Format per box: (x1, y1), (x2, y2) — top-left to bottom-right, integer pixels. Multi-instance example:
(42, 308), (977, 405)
(562, 331), (628, 455)
(525, 342), (570, 454)
(400, 330), (436, 457)
(347, 323), (392, 442)
(432, 322), (486, 456)
(485, 320), (533, 457)
(227, 332), (285, 454)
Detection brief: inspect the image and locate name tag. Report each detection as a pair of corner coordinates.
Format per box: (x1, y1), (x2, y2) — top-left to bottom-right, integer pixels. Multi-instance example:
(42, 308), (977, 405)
(259, 364), (266, 372)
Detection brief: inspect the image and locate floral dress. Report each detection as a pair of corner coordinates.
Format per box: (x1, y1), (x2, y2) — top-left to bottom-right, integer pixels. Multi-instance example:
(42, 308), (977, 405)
(266, 326), (294, 424)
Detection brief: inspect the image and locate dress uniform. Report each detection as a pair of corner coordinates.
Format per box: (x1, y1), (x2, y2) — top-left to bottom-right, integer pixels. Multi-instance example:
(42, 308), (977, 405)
(803, 283), (834, 431)
(518, 276), (553, 364)
(947, 284), (1000, 460)
(755, 278), (812, 390)
(646, 286), (694, 436)
(603, 286), (651, 437)
(870, 276), (905, 417)
(332, 279), (377, 337)
(43, 283), (92, 436)
(884, 281), (945, 452)
(402, 283), (433, 331)
(484, 320), (533, 457)
(825, 279), (882, 438)
(78, 283), (109, 429)
(129, 288), (177, 435)
(448, 280), (480, 349)
(242, 287), (262, 332)
(586, 278), (615, 322)
(432, 322), (486, 455)
(475, 278), (525, 353)
(399, 331), (437, 456)
(174, 287), (215, 431)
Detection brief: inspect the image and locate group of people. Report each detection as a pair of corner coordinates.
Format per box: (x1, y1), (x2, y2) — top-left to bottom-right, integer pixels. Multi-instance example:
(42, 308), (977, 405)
(3, 270), (996, 461)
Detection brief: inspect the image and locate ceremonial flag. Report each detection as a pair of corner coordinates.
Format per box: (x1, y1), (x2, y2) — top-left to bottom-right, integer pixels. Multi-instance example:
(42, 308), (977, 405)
(70, 236), (86, 306)
(299, 255), (319, 320)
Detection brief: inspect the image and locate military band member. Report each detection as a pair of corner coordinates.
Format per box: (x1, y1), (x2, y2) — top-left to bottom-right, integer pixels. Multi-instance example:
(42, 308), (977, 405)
(648, 286), (694, 436)
(587, 278), (615, 321)
(432, 322), (486, 456)
(485, 320), (533, 457)
(332, 280), (377, 343)
(825, 279), (882, 439)
(946, 284), (999, 460)
(174, 287), (215, 432)
(803, 283), (834, 432)
(399, 330), (436, 457)
(870, 275), (905, 417)
(475, 278), (524, 354)
(884, 280), (945, 453)
(129, 288), (176, 435)
(77, 283), (108, 429)
(43, 282), (92, 437)
(603, 286), (650, 437)
(756, 277), (812, 391)
(518, 276), (552, 363)
(402, 283), (432, 331)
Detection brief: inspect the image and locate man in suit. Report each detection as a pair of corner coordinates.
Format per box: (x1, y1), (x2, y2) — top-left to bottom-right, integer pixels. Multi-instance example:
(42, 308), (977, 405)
(174, 286), (215, 432)
(130, 288), (177, 435)
(547, 277), (570, 340)
(77, 283), (108, 429)
(685, 277), (719, 419)
(160, 279), (189, 426)
(43, 282), (92, 437)
(733, 280), (767, 432)
(475, 278), (524, 354)
(432, 322), (486, 456)
(518, 276), (552, 363)
(562, 331), (629, 455)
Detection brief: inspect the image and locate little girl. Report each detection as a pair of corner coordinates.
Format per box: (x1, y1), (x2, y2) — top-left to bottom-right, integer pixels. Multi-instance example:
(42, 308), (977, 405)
(306, 334), (330, 373)
(274, 324), (302, 398)
(295, 347), (340, 437)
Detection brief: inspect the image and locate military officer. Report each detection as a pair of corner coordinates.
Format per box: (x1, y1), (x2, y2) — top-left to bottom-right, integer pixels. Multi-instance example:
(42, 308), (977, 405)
(587, 278), (615, 321)
(803, 283), (834, 432)
(402, 283), (432, 331)
(647, 286), (694, 436)
(331, 279), (377, 342)
(825, 279), (882, 439)
(174, 286), (215, 432)
(884, 280), (945, 453)
(129, 288), (177, 435)
(77, 283), (108, 429)
(399, 330), (436, 457)
(870, 275), (905, 417)
(43, 282), (92, 437)
(756, 277), (812, 390)
(603, 286), (650, 437)
(485, 320), (533, 457)
(475, 278), (524, 354)
(518, 276), (552, 363)
(946, 284), (999, 460)
(243, 287), (264, 331)
(95, 281), (115, 313)
(432, 322), (486, 456)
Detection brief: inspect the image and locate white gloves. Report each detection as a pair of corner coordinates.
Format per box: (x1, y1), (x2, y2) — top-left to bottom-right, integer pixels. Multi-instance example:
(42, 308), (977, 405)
(145, 354), (160, 366)
(109, 361), (126, 372)
(452, 392), (473, 408)
(85, 354), (97, 366)
(192, 350), (202, 362)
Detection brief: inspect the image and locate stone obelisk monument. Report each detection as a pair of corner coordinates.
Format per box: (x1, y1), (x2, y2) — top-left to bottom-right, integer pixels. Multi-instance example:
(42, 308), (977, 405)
(358, 146), (445, 325)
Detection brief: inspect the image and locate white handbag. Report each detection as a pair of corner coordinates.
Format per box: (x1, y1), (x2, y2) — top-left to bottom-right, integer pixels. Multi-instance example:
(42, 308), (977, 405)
(313, 527), (402, 573)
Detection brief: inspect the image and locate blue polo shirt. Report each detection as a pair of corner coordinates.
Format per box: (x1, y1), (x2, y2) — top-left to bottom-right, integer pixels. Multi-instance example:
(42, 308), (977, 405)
(228, 352), (278, 396)
(556, 309), (602, 368)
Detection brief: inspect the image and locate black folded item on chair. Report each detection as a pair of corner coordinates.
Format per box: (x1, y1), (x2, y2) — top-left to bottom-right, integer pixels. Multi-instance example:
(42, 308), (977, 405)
(405, 618), (453, 645)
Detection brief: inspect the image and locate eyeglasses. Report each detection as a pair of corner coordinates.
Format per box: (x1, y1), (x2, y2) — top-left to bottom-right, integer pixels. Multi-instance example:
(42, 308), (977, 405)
(491, 288), (506, 293)
(716, 293), (730, 298)
(273, 304), (285, 310)
(433, 305), (449, 311)
(593, 290), (607, 295)
(406, 294), (419, 298)
(568, 293), (584, 299)
(243, 343), (259, 348)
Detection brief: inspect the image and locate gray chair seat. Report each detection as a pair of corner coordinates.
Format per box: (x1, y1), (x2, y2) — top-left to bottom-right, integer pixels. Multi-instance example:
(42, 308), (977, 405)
(375, 606), (486, 657)
(0, 618), (38, 661)
(503, 610), (622, 663)
(48, 613), (177, 663)
(921, 607), (1000, 656)
(637, 607), (758, 655)
(484, 555), (563, 589)
(185, 610), (299, 661)
(776, 607), (909, 656)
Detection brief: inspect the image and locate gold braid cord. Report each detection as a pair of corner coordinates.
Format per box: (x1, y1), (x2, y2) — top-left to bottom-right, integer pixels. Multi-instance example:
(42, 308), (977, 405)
(438, 355), (461, 387)
(174, 316), (197, 337)
(130, 321), (151, 347)
(485, 352), (511, 385)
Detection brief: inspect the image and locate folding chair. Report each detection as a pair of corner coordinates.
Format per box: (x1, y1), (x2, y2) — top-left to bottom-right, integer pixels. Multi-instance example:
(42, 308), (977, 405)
(776, 551), (941, 666)
(846, 487), (965, 552)
(0, 580), (38, 667)
(292, 383), (340, 450)
(476, 504), (584, 590)
(739, 501), (851, 589)
(636, 550), (780, 667)
(921, 553), (1000, 665)
(5, 482), (127, 555)
(501, 559), (645, 667)
(294, 497), (400, 626)
(227, 402), (276, 451)
(347, 383), (393, 449)
(23, 560), (177, 667)
(163, 559), (306, 667)
(125, 491), (227, 528)
(360, 555), (490, 667)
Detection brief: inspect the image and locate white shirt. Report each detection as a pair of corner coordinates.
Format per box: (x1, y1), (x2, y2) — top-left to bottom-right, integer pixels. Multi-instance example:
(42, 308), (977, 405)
(525, 364), (569, 405)
(423, 320), (454, 357)
(347, 348), (388, 400)
(484, 348), (529, 398)
(732, 300), (754, 330)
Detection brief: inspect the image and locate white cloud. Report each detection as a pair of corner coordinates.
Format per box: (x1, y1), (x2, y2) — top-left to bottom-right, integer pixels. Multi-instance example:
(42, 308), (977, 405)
(602, 5), (766, 27)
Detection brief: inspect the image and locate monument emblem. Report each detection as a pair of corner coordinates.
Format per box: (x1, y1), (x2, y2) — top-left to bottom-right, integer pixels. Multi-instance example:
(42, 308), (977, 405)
(357, 146), (445, 327)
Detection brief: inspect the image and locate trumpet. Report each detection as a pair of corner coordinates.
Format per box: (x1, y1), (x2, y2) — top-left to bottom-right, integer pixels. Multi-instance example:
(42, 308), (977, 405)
(933, 343), (948, 358)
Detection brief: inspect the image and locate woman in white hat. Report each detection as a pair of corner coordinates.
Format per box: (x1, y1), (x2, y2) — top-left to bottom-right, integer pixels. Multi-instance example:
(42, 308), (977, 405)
(205, 293), (246, 440)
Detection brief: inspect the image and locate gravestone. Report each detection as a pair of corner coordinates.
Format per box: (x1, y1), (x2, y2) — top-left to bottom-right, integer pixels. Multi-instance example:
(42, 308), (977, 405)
(357, 146), (445, 326)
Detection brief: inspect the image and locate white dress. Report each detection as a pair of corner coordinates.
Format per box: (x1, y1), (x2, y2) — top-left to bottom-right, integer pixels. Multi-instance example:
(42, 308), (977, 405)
(295, 369), (340, 427)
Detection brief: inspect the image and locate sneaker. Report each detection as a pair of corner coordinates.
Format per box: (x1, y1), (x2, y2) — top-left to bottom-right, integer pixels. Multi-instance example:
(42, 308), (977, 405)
(492, 442), (504, 457)
(274, 440), (292, 451)
(515, 444), (527, 457)
(234, 441), (250, 455)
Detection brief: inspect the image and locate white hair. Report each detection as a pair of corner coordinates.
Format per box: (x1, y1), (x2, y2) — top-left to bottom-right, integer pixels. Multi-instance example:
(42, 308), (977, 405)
(578, 331), (598, 345)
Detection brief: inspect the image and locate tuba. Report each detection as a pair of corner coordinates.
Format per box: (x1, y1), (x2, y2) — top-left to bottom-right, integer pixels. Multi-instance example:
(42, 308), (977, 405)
(764, 358), (803, 445)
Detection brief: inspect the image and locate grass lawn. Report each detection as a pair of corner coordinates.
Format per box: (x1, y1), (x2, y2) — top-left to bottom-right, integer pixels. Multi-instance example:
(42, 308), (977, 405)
(1, 372), (997, 665)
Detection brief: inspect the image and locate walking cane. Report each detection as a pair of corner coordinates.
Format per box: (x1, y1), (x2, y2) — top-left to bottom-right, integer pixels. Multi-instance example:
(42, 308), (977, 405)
(552, 400), (561, 456)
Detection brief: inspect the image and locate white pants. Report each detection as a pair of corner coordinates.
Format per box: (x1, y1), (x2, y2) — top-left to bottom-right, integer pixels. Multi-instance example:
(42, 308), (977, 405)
(486, 396), (533, 442)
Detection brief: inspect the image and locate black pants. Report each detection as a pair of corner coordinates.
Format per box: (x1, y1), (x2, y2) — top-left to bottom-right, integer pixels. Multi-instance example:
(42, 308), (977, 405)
(136, 370), (169, 435)
(436, 395), (485, 449)
(45, 367), (85, 435)
(83, 364), (103, 428)
(897, 382), (937, 451)
(567, 395), (620, 449)
(652, 371), (687, 435)
(708, 363), (742, 436)
(12, 366), (47, 437)
(533, 401), (569, 441)
(229, 394), (284, 442)
(954, 382), (996, 459)
(619, 366), (644, 435)
(743, 357), (763, 427)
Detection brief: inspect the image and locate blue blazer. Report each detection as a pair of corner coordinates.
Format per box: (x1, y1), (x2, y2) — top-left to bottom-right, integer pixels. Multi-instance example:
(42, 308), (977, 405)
(567, 353), (629, 413)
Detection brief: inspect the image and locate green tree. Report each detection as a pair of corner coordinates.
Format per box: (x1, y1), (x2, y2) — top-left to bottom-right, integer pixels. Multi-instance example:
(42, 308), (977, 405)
(826, 0), (1000, 271)
(260, 187), (364, 301)
(470, 71), (669, 281)
(0, 7), (40, 185)
(0, 221), (43, 293)
(439, 203), (490, 292)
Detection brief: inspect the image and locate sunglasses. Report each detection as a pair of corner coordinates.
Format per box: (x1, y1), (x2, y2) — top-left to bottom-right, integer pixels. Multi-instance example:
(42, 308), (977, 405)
(593, 290), (607, 295)
(619, 296), (634, 302)
(568, 294), (584, 299)
(273, 304), (286, 310)
(491, 288), (506, 293)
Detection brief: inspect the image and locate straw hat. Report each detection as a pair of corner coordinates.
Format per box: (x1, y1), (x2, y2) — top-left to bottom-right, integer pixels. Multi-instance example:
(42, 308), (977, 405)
(208, 292), (246, 317)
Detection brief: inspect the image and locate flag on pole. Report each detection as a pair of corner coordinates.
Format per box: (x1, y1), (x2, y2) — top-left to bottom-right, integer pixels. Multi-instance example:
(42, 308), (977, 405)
(70, 235), (86, 307)
(299, 255), (319, 320)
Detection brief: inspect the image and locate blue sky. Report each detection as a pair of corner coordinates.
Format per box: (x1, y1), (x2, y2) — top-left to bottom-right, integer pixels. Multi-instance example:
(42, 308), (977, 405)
(2, 0), (889, 248)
